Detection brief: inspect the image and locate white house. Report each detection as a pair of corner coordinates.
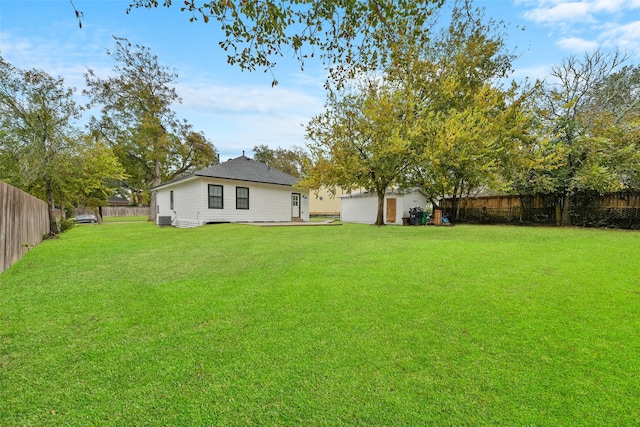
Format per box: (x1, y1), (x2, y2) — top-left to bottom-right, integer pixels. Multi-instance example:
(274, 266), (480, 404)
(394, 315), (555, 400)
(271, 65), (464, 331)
(340, 188), (430, 225)
(154, 155), (309, 227)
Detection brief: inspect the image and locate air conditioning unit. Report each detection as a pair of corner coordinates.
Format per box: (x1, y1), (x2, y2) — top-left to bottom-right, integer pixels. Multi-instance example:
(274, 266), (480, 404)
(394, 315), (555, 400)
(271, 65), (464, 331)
(158, 216), (172, 226)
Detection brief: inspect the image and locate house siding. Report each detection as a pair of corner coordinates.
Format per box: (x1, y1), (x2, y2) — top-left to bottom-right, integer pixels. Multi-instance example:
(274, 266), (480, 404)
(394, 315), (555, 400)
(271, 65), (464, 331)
(401, 192), (428, 219)
(309, 186), (346, 216)
(340, 190), (429, 225)
(341, 195), (379, 224)
(156, 178), (203, 226)
(156, 177), (309, 226)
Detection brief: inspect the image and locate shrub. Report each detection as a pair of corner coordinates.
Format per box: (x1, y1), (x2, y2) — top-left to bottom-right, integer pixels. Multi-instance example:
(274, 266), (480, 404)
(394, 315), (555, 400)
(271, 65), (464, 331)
(58, 217), (76, 233)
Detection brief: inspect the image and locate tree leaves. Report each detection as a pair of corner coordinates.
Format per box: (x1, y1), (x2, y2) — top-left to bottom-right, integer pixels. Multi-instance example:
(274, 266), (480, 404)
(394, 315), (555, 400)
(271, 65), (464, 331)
(84, 38), (218, 219)
(0, 56), (83, 233)
(128, 0), (445, 86)
(303, 79), (413, 225)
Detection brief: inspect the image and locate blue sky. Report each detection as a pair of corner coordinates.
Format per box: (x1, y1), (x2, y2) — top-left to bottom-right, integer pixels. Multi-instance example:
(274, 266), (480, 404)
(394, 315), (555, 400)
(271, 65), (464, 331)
(1, 1), (639, 160)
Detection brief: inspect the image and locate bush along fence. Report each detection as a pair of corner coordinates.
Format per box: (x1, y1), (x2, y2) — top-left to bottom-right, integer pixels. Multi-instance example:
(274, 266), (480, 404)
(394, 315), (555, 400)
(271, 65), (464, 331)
(0, 181), (49, 273)
(441, 192), (640, 229)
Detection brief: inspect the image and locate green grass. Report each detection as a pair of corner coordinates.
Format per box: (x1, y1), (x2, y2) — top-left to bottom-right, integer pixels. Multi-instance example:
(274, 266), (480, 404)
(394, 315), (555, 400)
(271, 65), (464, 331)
(1, 223), (639, 425)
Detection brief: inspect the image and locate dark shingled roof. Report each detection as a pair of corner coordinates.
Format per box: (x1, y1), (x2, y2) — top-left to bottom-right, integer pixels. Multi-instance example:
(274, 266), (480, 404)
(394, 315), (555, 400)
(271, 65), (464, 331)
(154, 155), (299, 189)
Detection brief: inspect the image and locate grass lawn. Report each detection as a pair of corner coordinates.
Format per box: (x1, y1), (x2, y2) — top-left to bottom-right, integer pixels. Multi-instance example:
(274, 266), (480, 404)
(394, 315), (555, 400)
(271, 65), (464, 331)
(1, 223), (639, 425)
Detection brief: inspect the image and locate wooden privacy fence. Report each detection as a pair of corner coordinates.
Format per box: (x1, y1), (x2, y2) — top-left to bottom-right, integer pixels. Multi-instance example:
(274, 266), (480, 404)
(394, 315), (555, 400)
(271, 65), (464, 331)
(73, 206), (150, 217)
(442, 192), (640, 229)
(0, 181), (49, 273)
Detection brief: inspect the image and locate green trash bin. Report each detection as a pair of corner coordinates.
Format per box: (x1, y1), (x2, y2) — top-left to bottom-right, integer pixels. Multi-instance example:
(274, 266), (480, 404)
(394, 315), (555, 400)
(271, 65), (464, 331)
(421, 211), (428, 225)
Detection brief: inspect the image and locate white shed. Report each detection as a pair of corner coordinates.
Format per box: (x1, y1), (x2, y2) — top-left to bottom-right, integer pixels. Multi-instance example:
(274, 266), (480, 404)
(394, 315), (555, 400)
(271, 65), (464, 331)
(154, 155), (309, 227)
(340, 188), (430, 225)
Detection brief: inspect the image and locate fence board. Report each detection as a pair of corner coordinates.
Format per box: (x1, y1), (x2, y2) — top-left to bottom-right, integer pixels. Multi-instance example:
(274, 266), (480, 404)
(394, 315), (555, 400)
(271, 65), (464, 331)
(443, 192), (640, 228)
(73, 206), (150, 217)
(0, 181), (49, 273)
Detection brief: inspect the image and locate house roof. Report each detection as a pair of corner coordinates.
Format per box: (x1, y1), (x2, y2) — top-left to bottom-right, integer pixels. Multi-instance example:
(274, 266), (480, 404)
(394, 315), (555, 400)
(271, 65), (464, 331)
(154, 155), (299, 190)
(107, 195), (129, 205)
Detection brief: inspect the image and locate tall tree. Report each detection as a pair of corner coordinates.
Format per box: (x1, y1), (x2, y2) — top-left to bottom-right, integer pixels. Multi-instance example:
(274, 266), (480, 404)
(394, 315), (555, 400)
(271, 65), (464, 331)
(128, 0), (445, 86)
(84, 37), (217, 221)
(252, 144), (309, 178)
(303, 79), (413, 225)
(581, 64), (640, 192)
(538, 49), (630, 225)
(0, 56), (82, 234)
(395, 1), (525, 218)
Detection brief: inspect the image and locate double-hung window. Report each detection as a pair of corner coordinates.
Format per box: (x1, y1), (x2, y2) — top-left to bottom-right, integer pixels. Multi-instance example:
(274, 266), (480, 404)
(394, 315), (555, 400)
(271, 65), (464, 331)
(236, 187), (249, 209)
(208, 184), (223, 209)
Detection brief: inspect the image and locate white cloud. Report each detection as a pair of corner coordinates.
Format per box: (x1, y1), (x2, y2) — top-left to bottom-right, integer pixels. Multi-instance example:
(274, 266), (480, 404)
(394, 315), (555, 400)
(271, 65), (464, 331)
(600, 20), (640, 51)
(176, 83), (323, 115)
(523, 2), (594, 25)
(511, 64), (555, 81)
(556, 36), (599, 52)
(591, 0), (624, 13)
(173, 81), (325, 157)
(518, 0), (640, 58)
(521, 0), (640, 27)
(0, 31), (111, 89)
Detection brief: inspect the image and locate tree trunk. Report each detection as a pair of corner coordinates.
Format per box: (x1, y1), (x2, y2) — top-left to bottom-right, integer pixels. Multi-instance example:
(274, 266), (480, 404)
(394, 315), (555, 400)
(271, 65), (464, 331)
(451, 196), (459, 221)
(94, 207), (104, 224)
(555, 200), (562, 226)
(375, 192), (385, 226)
(149, 159), (161, 223)
(45, 178), (59, 235)
(560, 194), (572, 226)
(148, 191), (157, 223)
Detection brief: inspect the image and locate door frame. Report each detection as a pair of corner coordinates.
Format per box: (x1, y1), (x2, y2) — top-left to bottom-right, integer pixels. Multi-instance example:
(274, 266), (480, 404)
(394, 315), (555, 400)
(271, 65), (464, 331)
(291, 193), (301, 218)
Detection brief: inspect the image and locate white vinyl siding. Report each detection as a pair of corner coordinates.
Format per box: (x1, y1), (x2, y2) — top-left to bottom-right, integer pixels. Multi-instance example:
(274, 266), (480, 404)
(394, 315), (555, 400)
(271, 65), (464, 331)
(340, 190), (428, 225)
(340, 195), (379, 224)
(155, 177), (203, 226)
(156, 177), (309, 226)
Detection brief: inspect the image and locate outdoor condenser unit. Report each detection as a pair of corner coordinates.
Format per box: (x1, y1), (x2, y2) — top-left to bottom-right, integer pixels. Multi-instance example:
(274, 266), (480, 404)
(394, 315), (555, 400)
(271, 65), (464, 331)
(158, 216), (172, 226)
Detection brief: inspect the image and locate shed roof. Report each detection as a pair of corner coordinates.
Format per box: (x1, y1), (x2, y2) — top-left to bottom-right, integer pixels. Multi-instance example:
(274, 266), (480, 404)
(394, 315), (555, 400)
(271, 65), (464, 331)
(339, 188), (428, 199)
(154, 155), (299, 190)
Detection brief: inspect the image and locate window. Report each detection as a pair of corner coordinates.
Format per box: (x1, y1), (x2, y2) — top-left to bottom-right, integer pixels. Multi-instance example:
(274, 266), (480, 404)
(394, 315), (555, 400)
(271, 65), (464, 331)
(208, 184), (223, 209)
(236, 187), (249, 209)
(170, 190), (174, 210)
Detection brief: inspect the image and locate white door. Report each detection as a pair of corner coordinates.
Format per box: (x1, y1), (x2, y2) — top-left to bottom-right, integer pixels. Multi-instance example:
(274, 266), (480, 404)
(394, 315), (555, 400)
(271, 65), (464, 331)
(291, 193), (301, 218)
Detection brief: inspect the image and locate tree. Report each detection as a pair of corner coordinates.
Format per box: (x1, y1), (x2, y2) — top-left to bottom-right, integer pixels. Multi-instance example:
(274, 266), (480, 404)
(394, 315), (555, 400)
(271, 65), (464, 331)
(396, 1), (526, 218)
(581, 64), (640, 192)
(252, 144), (309, 178)
(128, 0), (445, 86)
(411, 86), (527, 218)
(303, 79), (413, 225)
(84, 37), (217, 221)
(537, 49), (630, 225)
(0, 56), (82, 234)
(52, 134), (127, 220)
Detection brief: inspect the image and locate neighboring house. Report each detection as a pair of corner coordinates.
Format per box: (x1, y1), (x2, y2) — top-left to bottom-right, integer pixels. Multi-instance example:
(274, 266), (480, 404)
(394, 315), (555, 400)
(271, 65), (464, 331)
(107, 195), (129, 206)
(340, 188), (430, 225)
(309, 186), (352, 217)
(153, 155), (309, 228)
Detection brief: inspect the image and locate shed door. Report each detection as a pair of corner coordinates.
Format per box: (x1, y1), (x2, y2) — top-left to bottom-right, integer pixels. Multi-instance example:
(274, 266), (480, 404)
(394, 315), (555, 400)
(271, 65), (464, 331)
(292, 193), (301, 218)
(386, 198), (396, 223)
